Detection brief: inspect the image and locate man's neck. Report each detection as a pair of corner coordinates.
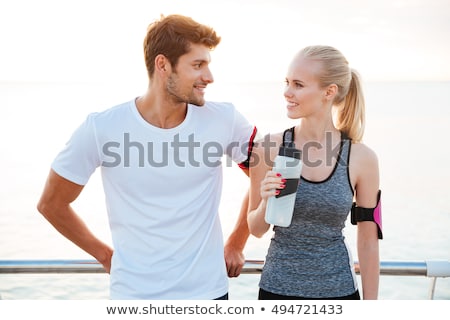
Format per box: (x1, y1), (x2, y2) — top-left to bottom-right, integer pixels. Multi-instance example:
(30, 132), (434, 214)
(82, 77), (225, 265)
(135, 92), (188, 129)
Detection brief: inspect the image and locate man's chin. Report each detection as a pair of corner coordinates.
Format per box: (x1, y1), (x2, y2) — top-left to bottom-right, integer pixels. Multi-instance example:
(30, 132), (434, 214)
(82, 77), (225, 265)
(189, 99), (206, 107)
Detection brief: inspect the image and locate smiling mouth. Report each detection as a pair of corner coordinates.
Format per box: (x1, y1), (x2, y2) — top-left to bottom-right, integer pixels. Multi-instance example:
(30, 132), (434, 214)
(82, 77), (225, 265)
(194, 84), (207, 93)
(286, 101), (299, 108)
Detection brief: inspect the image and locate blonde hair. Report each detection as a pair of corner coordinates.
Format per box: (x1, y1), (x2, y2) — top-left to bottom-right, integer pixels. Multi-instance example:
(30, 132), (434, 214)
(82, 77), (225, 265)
(299, 45), (365, 142)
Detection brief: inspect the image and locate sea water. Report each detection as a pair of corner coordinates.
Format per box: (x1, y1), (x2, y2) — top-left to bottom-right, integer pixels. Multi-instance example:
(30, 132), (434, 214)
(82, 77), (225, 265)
(0, 81), (449, 299)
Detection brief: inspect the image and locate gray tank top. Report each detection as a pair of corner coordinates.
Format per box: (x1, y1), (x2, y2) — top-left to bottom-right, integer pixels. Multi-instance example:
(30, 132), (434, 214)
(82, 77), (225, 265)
(259, 128), (357, 298)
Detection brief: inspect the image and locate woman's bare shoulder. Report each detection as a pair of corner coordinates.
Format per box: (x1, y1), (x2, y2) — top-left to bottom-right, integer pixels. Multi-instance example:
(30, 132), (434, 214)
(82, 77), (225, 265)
(350, 141), (379, 179)
(351, 141), (378, 163)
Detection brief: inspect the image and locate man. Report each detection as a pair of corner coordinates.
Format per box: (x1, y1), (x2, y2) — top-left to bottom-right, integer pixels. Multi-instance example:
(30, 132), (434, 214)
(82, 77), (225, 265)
(37, 14), (257, 300)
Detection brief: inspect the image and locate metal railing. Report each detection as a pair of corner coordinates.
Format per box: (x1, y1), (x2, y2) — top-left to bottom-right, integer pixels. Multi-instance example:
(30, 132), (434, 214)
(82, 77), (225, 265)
(1, 259), (449, 299)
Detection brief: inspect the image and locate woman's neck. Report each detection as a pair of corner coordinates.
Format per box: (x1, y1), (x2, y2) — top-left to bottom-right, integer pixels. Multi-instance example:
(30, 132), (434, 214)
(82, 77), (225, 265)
(295, 116), (338, 143)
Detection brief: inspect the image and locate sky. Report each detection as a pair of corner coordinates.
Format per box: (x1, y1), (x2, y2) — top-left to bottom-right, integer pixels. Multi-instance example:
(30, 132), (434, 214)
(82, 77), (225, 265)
(1, 0), (449, 83)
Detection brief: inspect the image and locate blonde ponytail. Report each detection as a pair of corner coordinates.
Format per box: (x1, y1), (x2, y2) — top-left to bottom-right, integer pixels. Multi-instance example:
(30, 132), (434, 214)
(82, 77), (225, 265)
(335, 69), (365, 142)
(299, 46), (366, 142)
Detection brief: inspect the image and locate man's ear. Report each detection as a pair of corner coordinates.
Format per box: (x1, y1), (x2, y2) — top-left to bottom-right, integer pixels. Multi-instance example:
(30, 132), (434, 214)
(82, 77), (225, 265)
(155, 54), (170, 75)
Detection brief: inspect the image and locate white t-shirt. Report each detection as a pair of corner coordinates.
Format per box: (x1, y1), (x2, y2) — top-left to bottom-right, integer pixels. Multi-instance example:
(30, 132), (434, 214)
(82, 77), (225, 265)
(51, 99), (255, 299)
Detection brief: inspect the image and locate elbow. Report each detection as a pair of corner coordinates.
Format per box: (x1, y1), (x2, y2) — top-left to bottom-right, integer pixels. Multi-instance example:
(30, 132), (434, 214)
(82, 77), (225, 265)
(247, 218), (269, 238)
(36, 199), (48, 218)
(36, 197), (55, 220)
(248, 226), (264, 238)
(252, 231), (266, 239)
(247, 201), (270, 238)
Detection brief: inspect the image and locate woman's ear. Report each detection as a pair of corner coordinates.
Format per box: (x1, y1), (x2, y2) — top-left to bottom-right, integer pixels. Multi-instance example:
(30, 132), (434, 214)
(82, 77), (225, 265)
(324, 84), (338, 101)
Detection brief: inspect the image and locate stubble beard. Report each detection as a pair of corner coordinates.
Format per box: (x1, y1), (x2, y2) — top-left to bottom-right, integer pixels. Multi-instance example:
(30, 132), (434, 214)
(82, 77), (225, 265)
(166, 73), (205, 107)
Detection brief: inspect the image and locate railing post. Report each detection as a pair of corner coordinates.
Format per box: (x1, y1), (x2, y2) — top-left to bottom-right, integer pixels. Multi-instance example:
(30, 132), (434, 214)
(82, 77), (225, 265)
(428, 277), (437, 300)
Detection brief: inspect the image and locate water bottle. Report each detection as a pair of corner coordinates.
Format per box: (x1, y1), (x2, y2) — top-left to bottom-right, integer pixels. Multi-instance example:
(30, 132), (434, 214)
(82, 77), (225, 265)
(265, 144), (302, 227)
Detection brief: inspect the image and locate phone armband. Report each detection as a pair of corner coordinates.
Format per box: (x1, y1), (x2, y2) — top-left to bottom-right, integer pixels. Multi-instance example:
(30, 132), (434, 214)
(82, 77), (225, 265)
(351, 190), (383, 239)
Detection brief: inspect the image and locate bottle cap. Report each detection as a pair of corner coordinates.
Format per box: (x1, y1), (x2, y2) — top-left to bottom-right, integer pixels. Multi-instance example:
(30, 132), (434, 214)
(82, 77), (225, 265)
(278, 145), (301, 159)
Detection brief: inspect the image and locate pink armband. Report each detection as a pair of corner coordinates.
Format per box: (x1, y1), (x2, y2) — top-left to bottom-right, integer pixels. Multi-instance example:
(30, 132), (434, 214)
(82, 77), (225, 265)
(350, 190), (383, 239)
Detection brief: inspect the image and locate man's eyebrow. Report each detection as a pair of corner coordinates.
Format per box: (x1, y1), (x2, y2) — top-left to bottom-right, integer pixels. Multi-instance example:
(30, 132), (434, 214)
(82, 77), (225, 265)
(192, 58), (210, 64)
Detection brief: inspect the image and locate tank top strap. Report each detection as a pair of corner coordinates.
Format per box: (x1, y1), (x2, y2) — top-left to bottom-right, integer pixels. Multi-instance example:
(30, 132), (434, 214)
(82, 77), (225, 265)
(340, 131), (351, 141)
(339, 131), (352, 168)
(337, 131), (354, 194)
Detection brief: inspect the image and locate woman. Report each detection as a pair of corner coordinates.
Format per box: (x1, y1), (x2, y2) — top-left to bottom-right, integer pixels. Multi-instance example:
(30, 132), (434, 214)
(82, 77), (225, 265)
(247, 45), (381, 300)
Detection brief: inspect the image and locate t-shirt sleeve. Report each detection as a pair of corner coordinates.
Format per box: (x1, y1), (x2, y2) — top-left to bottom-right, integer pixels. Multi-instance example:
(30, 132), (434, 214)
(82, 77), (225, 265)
(51, 113), (101, 185)
(227, 106), (257, 168)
